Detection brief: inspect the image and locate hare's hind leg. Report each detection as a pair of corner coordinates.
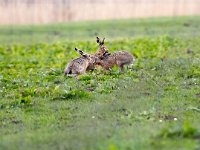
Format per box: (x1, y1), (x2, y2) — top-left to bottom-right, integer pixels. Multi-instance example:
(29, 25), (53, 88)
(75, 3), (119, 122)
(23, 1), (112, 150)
(117, 62), (125, 72)
(119, 63), (131, 73)
(64, 67), (79, 78)
(119, 64), (124, 71)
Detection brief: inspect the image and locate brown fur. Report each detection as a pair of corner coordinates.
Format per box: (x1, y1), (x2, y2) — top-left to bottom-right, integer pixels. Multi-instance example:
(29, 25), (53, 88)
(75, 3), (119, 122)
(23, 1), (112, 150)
(64, 48), (96, 76)
(97, 51), (135, 70)
(95, 37), (135, 70)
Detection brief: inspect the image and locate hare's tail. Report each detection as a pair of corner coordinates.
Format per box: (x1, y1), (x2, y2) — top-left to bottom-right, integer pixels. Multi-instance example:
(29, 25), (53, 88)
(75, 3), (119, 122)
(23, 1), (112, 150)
(64, 66), (72, 76)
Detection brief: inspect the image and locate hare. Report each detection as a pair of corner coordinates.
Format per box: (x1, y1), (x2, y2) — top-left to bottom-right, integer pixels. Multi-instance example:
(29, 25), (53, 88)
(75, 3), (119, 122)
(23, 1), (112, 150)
(95, 37), (135, 71)
(97, 51), (135, 71)
(64, 48), (96, 76)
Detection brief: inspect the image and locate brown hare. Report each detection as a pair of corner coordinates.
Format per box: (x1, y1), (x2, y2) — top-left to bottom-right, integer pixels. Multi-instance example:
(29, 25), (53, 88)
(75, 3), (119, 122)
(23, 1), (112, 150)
(98, 51), (134, 71)
(95, 37), (135, 71)
(64, 48), (97, 77)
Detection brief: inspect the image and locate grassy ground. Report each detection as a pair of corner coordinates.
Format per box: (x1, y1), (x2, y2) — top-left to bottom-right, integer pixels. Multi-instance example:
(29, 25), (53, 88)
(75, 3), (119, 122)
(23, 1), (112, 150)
(0, 16), (200, 150)
(0, 16), (200, 44)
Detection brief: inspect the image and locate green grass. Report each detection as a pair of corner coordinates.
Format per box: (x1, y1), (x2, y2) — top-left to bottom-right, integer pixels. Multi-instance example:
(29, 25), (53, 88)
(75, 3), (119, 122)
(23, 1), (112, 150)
(0, 16), (200, 44)
(0, 16), (200, 150)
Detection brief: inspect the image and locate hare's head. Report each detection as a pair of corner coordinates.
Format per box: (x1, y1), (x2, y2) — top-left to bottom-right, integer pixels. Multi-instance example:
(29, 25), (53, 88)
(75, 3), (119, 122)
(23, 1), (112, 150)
(96, 37), (109, 56)
(99, 51), (111, 60)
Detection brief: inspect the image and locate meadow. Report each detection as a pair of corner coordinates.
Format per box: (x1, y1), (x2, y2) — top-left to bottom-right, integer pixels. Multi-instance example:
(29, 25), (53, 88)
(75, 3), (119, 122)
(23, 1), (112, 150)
(0, 16), (200, 150)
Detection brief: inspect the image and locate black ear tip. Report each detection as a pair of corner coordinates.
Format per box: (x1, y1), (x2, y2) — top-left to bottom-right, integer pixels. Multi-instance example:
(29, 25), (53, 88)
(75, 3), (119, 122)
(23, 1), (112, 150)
(96, 37), (100, 43)
(103, 52), (111, 57)
(75, 48), (77, 50)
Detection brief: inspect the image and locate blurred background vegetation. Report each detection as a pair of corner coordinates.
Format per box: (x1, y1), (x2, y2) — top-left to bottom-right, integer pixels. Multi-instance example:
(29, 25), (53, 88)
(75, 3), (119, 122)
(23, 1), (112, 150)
(0, 1), (200, 150)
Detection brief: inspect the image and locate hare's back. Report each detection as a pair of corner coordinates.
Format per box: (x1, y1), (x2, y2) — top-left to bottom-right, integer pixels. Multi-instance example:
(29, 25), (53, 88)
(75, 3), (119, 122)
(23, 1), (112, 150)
(114, 51), (133, 60)
(73, 57), (88, 65)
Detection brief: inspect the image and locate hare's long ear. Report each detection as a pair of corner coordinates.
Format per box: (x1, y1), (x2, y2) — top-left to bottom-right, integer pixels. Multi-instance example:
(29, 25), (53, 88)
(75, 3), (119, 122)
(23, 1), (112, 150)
(101, 37), (105, 45)
(96, 37), (101, 44)
(100, 52), (111, 60)
(103, 51), (111, 57)
(75, 48), (84, 55)
(75, 48), (89, 58)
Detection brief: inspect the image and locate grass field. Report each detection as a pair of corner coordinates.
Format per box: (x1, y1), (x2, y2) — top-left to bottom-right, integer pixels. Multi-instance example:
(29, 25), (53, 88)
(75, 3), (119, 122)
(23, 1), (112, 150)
(0, 16), (200, 150)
